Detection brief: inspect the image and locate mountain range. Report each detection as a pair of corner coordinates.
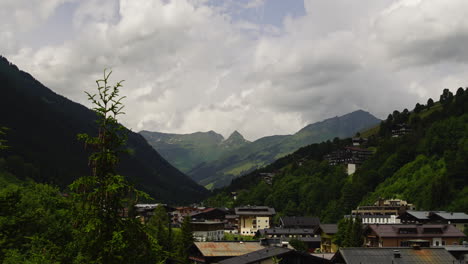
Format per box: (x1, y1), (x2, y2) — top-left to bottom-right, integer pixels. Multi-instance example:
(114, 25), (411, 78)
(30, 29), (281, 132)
(0, 56), (207, 204)
(141, 110), (381, 189)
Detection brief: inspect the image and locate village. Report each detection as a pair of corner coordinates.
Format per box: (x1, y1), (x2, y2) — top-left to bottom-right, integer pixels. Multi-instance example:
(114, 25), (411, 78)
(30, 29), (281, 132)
(132, 130), (467, 264)
(134, 198), (468, 263)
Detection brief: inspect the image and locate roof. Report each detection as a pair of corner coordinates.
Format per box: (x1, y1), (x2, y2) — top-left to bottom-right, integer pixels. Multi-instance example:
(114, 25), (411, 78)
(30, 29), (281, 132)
(319, 224), (338, 234)
(280, 216), (320, 228)
(235, 206), (276, 216)
(217, 247), (292, 264)
(260, 228), (318, 236)
(400, 211), (431, 220)
(193, 242), (264, 257)
(433, 212), (468, 220)
(367, 224), (466, 238)
(335, 247), (457, 264)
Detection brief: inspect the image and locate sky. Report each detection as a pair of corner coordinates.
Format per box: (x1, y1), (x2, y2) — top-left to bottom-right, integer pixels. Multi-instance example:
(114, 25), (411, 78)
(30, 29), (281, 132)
(1, 0), (468, 140)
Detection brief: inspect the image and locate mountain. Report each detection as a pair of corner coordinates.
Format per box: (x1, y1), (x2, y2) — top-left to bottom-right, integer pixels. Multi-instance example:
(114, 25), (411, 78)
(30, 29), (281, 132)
(205, 88), (468, 222)
(0, 56), (207, 204)
(142, 110), (380, 189)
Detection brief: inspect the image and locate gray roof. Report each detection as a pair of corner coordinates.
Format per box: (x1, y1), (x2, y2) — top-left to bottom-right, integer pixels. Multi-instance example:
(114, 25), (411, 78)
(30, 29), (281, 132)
(402, 211), (431, 220)
(336, 247), (457, 264)
(235, 206), (276, 216)
(260, 228), (317, 236)
(280, 216), (320, 228)
(367, 224), (466, 238)
(218, 247), (292, 264)
(319, 224), (338, 234)
(434, 212), (468, 220)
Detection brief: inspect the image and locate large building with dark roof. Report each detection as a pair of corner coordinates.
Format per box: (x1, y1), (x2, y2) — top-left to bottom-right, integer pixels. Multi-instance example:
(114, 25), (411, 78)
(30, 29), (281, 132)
(235, 206), (275, 236)
(364, 224), (466, 247)
(279, 216), (320, 229)
(332, 247), (457, 264)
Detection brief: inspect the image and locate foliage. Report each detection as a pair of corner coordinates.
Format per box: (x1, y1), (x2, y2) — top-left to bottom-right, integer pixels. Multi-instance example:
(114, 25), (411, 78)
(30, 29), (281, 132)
(68, 70), (158, 263)
(289, 238), (307, 252)
(178, 216), (194, 263)
(334, 218), (363, 248)
(206, 88), (468, 223)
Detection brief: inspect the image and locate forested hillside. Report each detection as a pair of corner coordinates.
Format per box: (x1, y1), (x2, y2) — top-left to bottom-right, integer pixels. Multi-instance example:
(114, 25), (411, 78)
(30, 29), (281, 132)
(205, 88), (468, 223)
(143, 110), (380, 189)
(0, 56), (207, 203)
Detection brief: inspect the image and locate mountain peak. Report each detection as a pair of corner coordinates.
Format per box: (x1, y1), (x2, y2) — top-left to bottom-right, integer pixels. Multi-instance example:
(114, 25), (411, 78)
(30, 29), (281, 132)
(222, 130), (249, 147)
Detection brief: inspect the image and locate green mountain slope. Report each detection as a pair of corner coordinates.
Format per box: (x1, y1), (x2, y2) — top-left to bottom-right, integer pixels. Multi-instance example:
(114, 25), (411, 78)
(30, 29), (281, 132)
(189, 110), (380, 189)
(205, 88), (468, 221)
(0, 56), (207, 204)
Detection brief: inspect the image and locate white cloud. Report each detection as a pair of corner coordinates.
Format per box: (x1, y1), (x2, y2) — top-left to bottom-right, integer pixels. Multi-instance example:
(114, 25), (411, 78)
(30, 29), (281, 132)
(3, 0), (468, 140)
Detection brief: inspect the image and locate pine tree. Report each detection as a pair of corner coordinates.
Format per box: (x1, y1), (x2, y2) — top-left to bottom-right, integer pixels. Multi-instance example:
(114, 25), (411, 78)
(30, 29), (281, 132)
(179, 216), (194, 263)
(69, 70), (157, 263)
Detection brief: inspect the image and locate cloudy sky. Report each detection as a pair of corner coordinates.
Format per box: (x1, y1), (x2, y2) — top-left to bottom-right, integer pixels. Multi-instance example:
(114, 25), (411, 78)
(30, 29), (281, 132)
(1, 0), (468, 140)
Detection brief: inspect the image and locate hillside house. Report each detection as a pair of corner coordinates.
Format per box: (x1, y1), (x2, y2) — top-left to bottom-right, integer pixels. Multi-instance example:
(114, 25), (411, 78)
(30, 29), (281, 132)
(218, 247), (331, 264)
(325, 147), (373, 175)
(351, 199), (414, 218)
(392, 124), (412, 137)
(134, 203), (175, 224)
(364, 224), (466, 247)
(235, 206), (275, 236)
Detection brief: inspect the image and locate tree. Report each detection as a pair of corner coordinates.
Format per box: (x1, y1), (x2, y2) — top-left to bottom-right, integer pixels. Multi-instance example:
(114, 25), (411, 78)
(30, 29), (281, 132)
(69, 70), (156, 263)
(289, 238), (307, 252)
(178, 216), (194, 263)
(0, 127), (8, 150)
(427, 98), (434, 108)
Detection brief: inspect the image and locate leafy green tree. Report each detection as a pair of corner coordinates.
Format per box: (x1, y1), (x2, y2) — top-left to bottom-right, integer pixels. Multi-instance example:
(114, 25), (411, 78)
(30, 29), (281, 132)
(68, 70), (157, 263)
(289, 238), (307, 252)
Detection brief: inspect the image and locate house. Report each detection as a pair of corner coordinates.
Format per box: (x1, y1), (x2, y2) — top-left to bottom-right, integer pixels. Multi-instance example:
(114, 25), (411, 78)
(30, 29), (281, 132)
(317, 224), (338, 253)
(235, 206), (276, 236)
(191, 207), (229, 222)
(258, 228), (321, 251)
(399, 211), (468, 232)
(191, 221), (225, 241)
(444, 243), (468, 264)
(347, 214), (401, 224)
(428, 212), (468, 233)
(364, 224), (466, 247)
(260, 173), (275, 185)
(332, 247), (457, 264)
(189, 241), (265, 264)
(218, 247), (331, 264)
(392, 123), (412, 137)
(171, 207), (203, 224)
(325, 147), (373, 175)
(279, 216), (321, 229)
(352, 137), (368, 146)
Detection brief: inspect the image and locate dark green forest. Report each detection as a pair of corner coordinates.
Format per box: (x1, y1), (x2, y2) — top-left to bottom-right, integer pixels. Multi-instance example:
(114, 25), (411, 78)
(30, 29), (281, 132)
(205, 87), (468, 223)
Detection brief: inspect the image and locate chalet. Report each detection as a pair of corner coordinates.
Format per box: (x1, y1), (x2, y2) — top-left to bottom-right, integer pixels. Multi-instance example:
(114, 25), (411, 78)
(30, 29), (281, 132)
(279, 216), (321, 229)
(190, 207), (229, 222)
(189, 241), (264, 264)
(191, 221), (225, 241)
(218, 247), (331, 264)
(258, 228), (321, 251)
(332, 247), (457, 264)
(352, 137), (368, 146)
(171, 206), (203, 224)
(235, 206), (275, 236)
(444, 243), (468, 263)
(392, 124), (412, 137)
(398, 210), (431, 224)
(364, 224), (466, 247)
(325, 147), (373, 175)
(317, 224), (338, 253)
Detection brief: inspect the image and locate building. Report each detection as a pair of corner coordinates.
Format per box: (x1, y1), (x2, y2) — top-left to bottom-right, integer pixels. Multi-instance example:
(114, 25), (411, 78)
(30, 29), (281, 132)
(332, 247), (457, 264)
(352, 137), (368, 146)
(260, 173), (275, 185)
(258, 228), (321, 251)
(445, 243), (468, 264)
(392, 124), (412, 137)
(235, 206), (275, 236)
(351, 199), (414, 217)
(191, 221), (225, 241)
(348, 214), (401, 224)
(171, 207), (203, 224)
(279, 216), (320, 229)
(189, 241), (265, 264)
(399, 211), (468, 232)
(325, 147), (373, 174)
(218, 247), (331, 264)
(364, 224), (466, 247)
(318, 224), (338, 253)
